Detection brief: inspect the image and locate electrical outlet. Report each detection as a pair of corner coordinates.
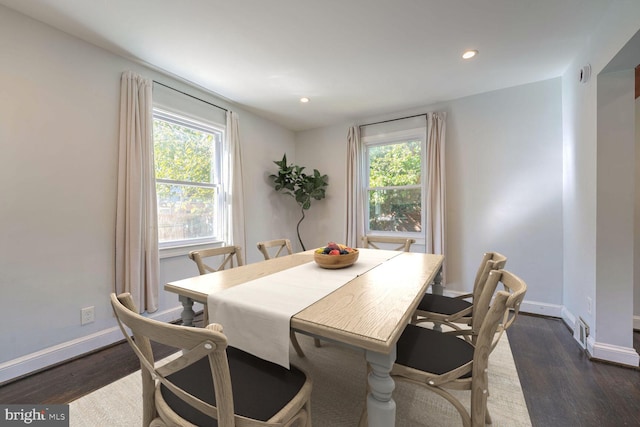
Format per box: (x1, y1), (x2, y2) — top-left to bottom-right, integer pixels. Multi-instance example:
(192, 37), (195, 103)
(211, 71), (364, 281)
(81, 306), (95, 325)
(587, 297), (592, 314)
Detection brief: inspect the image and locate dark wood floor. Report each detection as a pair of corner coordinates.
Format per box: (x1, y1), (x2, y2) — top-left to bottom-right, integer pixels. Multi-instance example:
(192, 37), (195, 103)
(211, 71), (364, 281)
(1, 314), (639, 426)
(507, 315), (640, 427)
(0, 340), (176, 405)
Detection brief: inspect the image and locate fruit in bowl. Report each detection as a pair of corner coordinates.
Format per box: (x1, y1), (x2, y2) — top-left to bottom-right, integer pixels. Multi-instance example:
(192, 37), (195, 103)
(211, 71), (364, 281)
(314, 242), (359, 269)
(315, 242), (355, 255)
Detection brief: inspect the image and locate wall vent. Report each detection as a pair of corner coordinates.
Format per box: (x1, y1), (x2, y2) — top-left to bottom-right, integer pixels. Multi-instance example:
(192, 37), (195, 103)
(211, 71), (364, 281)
(574, 317), (590, 349)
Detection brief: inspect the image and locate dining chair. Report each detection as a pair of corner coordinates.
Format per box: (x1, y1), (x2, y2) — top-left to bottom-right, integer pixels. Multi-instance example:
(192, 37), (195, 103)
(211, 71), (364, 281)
(361, 235), (415, 252)
(111, 292), (313, 427)
(188, 245), (244, 275)
(361, 269), (527, 427)
(412, 251), (507, 337)
(257, 238), (294, 260)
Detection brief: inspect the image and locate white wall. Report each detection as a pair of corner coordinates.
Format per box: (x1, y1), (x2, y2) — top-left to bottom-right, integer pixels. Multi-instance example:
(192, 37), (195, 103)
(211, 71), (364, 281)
(0, 5), (296, 381)
(296, 78), (564, 313)
(294, 124), (350, 250)
(240, 115), (301, 262)
(596, 69), (635, 347)
(561, 0), (640, 365)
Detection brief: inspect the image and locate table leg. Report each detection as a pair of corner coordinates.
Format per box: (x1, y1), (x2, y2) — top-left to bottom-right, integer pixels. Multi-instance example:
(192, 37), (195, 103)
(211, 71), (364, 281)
(365, 347), (397, 427)
(431, 267), (444, 332)
(431, 266), (444, 296)
(178, 295), (196, 327)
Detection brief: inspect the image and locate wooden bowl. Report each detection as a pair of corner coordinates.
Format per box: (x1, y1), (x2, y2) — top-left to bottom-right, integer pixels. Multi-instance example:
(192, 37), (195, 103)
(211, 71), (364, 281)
(314, 249), (359, 269)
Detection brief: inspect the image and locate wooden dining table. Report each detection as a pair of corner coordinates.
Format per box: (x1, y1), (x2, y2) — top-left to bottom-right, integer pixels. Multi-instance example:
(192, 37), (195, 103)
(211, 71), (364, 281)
(165, 249), (444, 427)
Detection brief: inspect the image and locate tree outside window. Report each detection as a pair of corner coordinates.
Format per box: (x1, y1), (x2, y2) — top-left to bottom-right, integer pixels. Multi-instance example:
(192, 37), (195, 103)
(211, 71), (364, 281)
(153, 110), (224, 246)
(366, 139), (423, 233)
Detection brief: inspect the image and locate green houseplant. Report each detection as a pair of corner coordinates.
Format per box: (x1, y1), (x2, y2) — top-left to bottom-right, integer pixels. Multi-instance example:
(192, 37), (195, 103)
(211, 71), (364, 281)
(270, 154), (329, 250)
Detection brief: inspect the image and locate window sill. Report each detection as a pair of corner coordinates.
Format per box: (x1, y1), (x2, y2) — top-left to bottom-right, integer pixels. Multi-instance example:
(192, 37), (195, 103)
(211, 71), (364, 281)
(159, 241), (223, 259)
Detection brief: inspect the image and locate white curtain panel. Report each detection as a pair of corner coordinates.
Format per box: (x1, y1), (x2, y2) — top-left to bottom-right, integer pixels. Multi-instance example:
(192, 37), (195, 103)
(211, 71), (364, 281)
(225, 111), (246, 257)
(426, 113), (446, 278)
(115, 71), (159, 313)
(345, 126), (364, 248)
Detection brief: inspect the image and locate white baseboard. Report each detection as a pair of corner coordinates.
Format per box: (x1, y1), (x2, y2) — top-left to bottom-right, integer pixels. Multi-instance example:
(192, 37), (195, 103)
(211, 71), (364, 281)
(561, 306), (577, 330)
(0, 306), (182, 384)
(442, 289), (564, 318)
(561, 307), (639, 367)
(589, 339), (640, 366)
(519, 300), (563, 318)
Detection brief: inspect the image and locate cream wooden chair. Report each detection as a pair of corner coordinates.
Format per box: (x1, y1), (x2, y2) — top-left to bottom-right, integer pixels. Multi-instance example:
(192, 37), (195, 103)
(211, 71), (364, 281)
(111, 293), (313, 427)
(257, 238), (294, 260)
(361, 235), (415, 252)
(413, 252), (507, 338)
(188, 245), (244, 275)
(361, 269), (527, 427)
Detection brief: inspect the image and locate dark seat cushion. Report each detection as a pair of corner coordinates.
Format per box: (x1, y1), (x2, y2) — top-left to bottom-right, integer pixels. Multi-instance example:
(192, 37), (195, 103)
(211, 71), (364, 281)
(160, 347), (307, 426)
(417, 293), (472, 316)
(396, 324), (474, 378)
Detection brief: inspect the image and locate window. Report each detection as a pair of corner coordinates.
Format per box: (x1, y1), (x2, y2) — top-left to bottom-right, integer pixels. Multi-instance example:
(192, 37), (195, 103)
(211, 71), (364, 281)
(363, 128), (425, 238)
(153, 109), (225, 248)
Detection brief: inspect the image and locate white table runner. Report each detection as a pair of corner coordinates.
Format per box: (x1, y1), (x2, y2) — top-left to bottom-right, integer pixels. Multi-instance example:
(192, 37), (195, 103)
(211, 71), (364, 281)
(207, 249), (400, 368)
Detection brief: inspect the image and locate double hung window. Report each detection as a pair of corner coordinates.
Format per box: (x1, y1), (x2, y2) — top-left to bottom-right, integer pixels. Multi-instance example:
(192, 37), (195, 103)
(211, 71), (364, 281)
(153, 109), (225, 248)
(363, 128), (426, 240)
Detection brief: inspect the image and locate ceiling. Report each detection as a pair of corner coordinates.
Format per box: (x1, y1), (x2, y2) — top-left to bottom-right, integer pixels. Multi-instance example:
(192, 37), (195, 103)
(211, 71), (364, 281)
(0, 0), (613, 131)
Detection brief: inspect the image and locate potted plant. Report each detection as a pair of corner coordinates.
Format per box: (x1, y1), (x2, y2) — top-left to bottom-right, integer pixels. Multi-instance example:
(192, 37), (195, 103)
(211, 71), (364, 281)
(270, 154), (329, 250)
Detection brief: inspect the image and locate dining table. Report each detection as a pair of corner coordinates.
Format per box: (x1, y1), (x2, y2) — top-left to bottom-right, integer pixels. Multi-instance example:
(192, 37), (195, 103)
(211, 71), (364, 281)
(165, 248), (444, 427)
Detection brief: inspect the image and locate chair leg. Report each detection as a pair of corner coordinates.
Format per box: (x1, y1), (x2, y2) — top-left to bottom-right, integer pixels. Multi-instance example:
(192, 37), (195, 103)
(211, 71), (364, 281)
(313, 338), (322, 347)
(305, 400), (313, 427)
(358, 408), (368, 427)
(202, 305), (209, 326)
(470, 387), (488, 427)
(150, 418), (168, 427)
(290, 331), (306, 358)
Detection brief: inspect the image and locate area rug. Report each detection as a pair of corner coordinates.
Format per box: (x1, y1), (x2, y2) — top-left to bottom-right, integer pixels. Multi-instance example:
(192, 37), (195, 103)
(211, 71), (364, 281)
(69, 333), (530, 426)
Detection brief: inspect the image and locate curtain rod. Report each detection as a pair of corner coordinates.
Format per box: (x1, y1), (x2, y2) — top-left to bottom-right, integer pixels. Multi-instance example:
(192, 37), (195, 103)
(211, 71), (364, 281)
(359, 113), (427, 128)
(152, 80), (228, 112)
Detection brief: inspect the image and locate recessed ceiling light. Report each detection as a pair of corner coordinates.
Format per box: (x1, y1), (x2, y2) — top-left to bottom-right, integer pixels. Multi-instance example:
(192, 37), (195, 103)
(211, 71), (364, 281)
(300, 97), (310, 103)
(462, 50), (478, 59)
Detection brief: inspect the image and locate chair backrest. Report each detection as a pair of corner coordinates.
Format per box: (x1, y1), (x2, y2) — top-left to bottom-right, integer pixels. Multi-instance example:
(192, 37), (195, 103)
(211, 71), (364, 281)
(471, 268), (527, 349)
(256, 238), (293, 260)
(110, 293), (236, 427)
(470, 251), (508, 305)
(362, 235), (416, 252)
(466, 269), (526, 422)
(188, 245), (244, 275)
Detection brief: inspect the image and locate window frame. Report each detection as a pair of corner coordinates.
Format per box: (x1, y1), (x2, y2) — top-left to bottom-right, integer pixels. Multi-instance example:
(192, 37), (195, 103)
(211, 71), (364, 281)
(152, 108), (226, 251)
(362, 127), (426, 242)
